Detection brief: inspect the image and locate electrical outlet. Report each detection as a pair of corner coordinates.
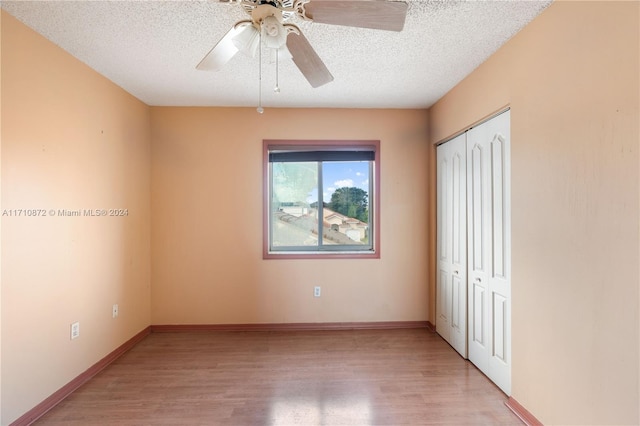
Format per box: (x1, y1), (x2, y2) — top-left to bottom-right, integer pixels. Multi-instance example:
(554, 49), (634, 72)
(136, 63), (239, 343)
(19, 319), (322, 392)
(314, 286), (321, 297)
(112, 304), (119, 318)
(70, 322), (80, 340)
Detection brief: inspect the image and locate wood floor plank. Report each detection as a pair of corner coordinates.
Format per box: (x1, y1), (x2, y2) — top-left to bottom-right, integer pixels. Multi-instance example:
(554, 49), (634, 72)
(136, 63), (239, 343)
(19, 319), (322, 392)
(34, 329), (522, 425)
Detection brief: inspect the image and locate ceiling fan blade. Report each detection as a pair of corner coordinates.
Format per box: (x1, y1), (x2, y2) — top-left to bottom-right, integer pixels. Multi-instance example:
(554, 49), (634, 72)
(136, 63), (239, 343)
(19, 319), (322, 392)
(287, 32), (334, 88)
(304, 0), (408, 32)
(196, 26), (241, 71)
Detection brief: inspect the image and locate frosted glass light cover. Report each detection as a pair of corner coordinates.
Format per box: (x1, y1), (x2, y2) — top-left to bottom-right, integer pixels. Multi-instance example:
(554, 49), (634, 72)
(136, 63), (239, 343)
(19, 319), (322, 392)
(232, 25), (260, 57)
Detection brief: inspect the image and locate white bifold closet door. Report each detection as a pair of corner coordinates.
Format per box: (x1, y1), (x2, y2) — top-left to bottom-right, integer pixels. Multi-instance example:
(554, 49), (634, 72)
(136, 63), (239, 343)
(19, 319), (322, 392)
(436, 110), (511, 395)
(467, 110), (511, 395)
(436, 133), (467, 357)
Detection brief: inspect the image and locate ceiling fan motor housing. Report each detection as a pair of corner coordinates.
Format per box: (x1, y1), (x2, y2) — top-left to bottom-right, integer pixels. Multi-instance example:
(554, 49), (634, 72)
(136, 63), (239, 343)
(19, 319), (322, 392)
(257, 0), (279, 7)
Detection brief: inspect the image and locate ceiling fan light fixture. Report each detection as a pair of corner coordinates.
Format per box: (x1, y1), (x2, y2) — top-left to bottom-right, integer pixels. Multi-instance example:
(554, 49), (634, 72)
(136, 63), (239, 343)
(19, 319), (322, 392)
(261, 16), (287, 49)
(232, 24), (261, 57)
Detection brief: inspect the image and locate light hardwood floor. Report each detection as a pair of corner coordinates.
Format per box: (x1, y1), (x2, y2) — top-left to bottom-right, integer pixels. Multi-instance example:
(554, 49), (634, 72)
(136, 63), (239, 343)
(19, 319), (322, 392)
(35, 329), (522, 425)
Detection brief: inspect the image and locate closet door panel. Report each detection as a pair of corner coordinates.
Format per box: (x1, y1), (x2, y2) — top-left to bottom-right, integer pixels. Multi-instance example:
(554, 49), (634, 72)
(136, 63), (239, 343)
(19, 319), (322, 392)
(436, 267), (450, 340)
(436, 134), (467, 357)
(449, 145), (467, 354)
(487, 111), (511, 395)
(467, 139), (491, 374)
(491, 136), (506, 280)
(467, 110), (511, 395)
(492, 292), (507, 362)
(470, 145), (486, 273)
(472, 282), (485, 347)
(436, 148), (451, 341)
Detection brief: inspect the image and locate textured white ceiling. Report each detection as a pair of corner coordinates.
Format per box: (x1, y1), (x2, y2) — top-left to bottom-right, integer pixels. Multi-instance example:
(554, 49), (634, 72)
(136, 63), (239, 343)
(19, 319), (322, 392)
(1, 0), (551, 109)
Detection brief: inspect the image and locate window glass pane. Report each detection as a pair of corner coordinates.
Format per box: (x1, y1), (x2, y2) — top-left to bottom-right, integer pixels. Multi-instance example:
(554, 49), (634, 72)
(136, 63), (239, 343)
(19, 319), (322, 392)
(264, 140), (379, 258)
(271, 162), (318, 248)
(321, 161), (370, 246)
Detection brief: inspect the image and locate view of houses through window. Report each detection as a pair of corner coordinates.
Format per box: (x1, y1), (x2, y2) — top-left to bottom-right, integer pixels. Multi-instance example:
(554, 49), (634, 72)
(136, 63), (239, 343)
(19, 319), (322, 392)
(266, 142), (378, 255)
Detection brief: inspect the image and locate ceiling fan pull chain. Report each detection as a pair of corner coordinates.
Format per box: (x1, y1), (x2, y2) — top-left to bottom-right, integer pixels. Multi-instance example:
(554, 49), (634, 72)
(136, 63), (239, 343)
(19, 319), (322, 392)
(257, 31), (264, 114)
(274, 52), (281, 93)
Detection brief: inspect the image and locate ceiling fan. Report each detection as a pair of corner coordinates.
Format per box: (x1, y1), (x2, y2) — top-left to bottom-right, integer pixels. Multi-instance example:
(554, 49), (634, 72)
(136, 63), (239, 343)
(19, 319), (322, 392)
(196, 0), (408, 90)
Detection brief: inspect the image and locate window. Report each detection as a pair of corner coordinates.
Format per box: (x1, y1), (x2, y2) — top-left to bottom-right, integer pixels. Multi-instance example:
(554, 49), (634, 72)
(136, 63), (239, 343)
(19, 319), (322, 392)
(263, 140), (380, 259)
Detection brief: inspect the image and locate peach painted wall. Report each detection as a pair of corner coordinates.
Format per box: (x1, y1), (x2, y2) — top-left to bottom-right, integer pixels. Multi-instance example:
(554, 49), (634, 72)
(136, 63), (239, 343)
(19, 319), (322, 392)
(1, 12), (151, 425)
(151, 107), (430, 325)
(429, 2), (639, 424)
(0, 11), (3, 424)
